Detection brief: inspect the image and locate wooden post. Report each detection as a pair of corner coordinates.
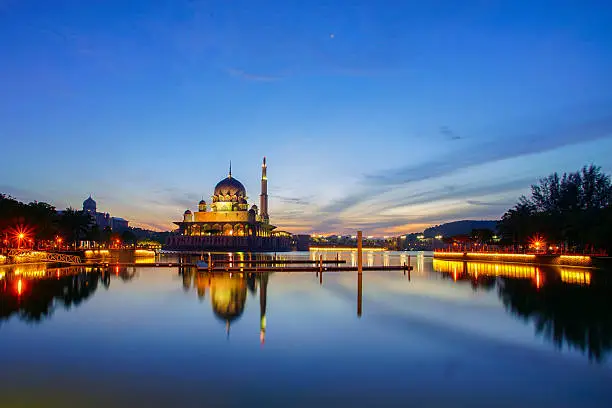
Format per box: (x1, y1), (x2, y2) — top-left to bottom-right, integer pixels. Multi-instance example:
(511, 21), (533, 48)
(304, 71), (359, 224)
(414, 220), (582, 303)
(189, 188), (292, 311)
(357, 231), (363, 274)
(408, 254), (411, 271)
(319, 254), (323, 285)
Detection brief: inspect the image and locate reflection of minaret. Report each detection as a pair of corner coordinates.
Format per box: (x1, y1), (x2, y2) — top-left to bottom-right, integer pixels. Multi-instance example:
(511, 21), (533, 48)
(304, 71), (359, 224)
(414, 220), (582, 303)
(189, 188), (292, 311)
(260, 273), (268, 345)
(260, 157), (269, 224)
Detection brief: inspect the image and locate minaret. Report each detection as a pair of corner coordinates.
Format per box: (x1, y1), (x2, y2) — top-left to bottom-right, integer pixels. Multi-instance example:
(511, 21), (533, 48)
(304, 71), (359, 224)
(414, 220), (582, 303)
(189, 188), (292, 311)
(260, 157), (269, 224)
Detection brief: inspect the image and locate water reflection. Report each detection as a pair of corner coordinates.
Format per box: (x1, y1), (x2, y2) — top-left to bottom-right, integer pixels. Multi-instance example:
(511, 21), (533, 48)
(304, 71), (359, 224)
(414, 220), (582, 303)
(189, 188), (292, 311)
(0, 263), (141, 324)
(179, 267), (270, 342)
(499, 278), (612, 362)
(0, 265), (107, 324)
(2, 255), (611, 365)
(357, 272), (363, 317)
(432, 259), (612, 362)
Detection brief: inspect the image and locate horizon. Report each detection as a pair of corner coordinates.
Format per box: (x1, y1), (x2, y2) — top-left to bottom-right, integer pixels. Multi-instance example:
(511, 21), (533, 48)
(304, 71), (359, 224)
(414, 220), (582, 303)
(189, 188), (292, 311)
(2, 1), (612, 235)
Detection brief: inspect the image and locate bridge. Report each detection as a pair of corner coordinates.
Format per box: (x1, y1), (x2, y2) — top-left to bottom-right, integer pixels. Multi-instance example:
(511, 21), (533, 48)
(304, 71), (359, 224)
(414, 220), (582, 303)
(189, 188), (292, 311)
(7, 249), (82, 265)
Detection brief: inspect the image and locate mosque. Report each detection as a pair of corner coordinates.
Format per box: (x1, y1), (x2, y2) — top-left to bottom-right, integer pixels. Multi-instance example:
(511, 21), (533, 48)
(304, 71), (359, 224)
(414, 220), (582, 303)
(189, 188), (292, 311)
(165, 158), (292, 251)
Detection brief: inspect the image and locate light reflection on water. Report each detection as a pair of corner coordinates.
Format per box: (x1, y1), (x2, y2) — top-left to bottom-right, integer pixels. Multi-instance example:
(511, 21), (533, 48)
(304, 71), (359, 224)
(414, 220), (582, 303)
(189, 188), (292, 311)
(0, 251), (611, 407)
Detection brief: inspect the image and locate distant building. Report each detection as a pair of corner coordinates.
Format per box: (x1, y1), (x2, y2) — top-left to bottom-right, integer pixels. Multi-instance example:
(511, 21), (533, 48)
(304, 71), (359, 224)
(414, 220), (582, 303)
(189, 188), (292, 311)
(82, 196), (129, 232)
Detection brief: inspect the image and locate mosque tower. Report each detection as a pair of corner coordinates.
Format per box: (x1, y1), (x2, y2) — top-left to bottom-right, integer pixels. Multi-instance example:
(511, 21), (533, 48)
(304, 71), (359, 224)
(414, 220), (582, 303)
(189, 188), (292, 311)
(260, 157), (269, 224)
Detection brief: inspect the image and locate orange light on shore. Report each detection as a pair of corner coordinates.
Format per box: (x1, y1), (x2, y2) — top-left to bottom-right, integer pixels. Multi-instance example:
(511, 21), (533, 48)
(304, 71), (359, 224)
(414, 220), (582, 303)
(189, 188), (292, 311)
(528, 234), (546, 252)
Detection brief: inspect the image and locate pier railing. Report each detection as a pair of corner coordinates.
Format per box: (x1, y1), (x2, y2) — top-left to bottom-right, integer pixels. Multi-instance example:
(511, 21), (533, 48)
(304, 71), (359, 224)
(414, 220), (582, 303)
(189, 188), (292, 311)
(7, 249), (82, 265)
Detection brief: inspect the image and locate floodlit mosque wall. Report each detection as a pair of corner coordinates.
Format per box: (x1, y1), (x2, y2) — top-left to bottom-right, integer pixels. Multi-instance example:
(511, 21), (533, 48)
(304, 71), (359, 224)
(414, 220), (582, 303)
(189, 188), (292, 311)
(165, 235), (291, 251)
(165, 158), (291, 251)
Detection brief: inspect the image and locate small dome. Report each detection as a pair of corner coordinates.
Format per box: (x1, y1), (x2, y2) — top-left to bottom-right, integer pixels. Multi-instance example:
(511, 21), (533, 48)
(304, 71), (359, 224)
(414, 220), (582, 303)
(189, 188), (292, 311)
(214, 176), (246, 201)
(199, 199), (206, 205)
(83, 195), (96, 211)
(184, 209), (192, 214)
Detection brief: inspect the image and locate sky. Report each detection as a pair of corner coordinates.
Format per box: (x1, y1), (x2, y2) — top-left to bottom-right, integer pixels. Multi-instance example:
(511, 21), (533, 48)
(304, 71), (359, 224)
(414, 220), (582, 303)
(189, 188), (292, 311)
(1, 0), (612, 235)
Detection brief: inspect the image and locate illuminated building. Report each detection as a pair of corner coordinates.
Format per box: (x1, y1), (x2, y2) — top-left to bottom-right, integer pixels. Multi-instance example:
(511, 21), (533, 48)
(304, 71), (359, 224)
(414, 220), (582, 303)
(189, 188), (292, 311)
(82, 195), (129, 231)
(166, 158), (291, 251)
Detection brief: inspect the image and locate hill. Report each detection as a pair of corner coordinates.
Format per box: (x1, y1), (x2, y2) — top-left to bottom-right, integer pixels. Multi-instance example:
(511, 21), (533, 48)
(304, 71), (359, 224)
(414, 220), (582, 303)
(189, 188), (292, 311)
(423, 220), (498, 238)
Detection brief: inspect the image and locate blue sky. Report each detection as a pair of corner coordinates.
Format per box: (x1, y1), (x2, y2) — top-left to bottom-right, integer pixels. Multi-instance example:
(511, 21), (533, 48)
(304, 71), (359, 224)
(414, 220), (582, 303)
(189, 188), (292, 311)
(1, 0), (611, 234)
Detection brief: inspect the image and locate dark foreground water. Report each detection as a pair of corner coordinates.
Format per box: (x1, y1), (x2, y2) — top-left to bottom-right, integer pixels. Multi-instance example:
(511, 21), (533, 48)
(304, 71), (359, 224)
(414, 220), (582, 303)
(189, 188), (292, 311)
(1, 251), (611, 407)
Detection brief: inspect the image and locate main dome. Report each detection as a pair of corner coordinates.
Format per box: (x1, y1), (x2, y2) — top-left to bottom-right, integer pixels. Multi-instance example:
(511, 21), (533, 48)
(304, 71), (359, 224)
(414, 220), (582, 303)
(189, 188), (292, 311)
(214, 176), (247, 198)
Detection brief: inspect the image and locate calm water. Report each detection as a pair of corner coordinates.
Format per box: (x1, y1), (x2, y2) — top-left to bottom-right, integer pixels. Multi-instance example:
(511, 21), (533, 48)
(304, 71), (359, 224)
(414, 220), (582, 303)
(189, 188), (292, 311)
(1, 251), (611, 408)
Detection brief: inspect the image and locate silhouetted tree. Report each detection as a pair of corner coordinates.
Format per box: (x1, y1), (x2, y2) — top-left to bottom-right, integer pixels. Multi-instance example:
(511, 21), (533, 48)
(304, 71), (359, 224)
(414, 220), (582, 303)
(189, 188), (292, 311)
(499, 164), (612, 253)
(58, 208), (93, 247)
(121, 230), (137, 245)
(471, 228), (494, 245)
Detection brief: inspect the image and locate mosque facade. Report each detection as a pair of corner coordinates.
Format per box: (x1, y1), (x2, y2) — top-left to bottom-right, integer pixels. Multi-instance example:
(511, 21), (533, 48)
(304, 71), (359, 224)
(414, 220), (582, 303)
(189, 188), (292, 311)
(165, 158), (291, 251)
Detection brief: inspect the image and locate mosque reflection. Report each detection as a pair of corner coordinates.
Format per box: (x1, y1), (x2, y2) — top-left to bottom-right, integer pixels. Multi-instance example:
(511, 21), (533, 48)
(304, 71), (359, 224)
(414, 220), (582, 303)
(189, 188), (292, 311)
(433, 259), (612, 362)
(179, 267), (269, 342)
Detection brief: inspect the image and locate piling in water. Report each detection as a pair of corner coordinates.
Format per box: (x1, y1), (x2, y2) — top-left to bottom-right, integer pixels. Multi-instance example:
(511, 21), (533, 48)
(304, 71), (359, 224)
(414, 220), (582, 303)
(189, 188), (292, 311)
(357, 230), (363, 274)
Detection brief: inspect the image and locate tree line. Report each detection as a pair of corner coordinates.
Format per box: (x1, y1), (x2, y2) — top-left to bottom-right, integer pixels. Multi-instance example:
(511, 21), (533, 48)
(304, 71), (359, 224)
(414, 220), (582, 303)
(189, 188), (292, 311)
(498, 164), (612, 254)
(0, 193), (136, 248)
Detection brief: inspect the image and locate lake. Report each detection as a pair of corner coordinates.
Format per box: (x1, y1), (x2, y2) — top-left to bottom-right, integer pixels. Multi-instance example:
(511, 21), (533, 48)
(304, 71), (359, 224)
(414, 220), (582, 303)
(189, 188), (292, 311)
(1, 251), (611, 407)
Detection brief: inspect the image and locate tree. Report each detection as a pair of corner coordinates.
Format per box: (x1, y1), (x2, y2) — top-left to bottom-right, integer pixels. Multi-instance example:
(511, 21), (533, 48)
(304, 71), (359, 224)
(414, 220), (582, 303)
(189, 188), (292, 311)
(121, 230), (137, 246)
(27, 201), (59, 241)
(499, 164), (612, 253)
(58, 208), (93, 248)
(101, 226), (112, 245)
(471, 228), (494, 245)
(1, 194), (60, 248)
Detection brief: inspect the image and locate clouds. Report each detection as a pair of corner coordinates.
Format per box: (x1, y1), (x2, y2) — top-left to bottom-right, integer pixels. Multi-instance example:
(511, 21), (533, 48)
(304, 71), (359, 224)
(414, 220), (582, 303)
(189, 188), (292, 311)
(274, 195), (312, 206)
(367, 113), (612, 190)
(294, 108), (612, 234)
(2, 2), (612, 236)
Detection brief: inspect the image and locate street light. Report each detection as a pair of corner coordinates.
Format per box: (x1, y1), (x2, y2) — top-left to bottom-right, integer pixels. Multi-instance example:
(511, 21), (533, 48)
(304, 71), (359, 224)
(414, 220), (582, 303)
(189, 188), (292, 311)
(17, 233), (25, 249)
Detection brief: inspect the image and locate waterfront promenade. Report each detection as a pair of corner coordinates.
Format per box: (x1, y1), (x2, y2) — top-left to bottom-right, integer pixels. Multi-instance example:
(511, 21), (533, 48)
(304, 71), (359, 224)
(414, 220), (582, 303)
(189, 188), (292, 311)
(434, 250), (612, 269)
